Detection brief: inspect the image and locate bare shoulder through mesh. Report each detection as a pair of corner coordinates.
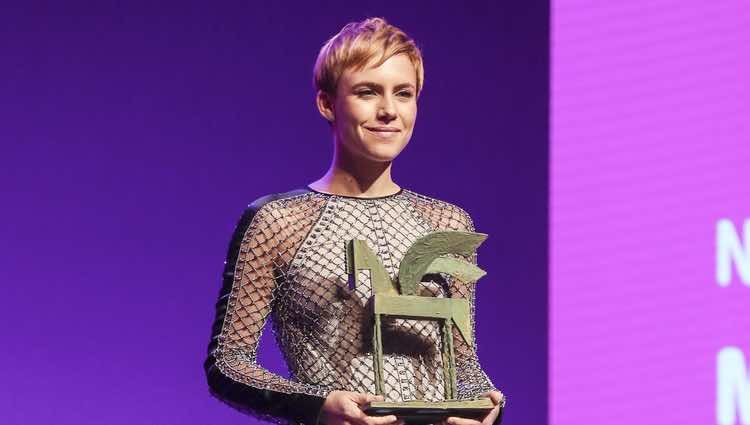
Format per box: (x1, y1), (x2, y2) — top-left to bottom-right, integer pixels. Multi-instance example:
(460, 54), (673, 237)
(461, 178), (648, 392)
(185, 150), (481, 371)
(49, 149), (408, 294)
(403, 190), (477, 233)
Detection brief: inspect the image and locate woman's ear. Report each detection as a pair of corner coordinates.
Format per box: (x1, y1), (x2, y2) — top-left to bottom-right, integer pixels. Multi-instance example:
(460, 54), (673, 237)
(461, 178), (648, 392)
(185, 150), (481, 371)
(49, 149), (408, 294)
(315, 90), (335, 123)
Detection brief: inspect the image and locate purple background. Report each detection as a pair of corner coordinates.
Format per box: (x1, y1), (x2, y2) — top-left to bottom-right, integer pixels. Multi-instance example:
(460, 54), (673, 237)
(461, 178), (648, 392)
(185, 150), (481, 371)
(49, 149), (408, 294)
(551, 1), (750, 424)
(1, 2), (548, 424)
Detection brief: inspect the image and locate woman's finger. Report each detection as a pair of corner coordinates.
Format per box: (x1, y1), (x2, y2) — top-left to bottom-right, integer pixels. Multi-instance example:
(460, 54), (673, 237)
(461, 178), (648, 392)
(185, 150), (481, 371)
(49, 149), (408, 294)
(490, 392), (504, 406)
(481, 407), (500, 425)
(444, 416), (483, 425)
(479, 390), (504, 406)
(362, 414), (400, 425)
(347, 405), (397, 425)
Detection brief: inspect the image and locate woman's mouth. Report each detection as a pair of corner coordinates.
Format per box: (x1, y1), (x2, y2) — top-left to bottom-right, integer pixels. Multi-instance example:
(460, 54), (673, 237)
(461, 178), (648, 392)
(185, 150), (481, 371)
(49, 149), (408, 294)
(364, 126), (401, 140)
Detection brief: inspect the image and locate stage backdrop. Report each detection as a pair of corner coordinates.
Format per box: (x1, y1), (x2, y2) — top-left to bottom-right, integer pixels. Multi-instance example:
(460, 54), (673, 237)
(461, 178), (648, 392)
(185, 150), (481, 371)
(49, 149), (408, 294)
(0, 2), (548, 424)
(551, 1), (750, 424)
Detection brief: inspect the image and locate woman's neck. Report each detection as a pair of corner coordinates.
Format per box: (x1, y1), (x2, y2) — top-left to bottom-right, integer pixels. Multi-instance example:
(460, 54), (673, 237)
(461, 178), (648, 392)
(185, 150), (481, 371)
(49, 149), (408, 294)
(309, 145), (401, 198)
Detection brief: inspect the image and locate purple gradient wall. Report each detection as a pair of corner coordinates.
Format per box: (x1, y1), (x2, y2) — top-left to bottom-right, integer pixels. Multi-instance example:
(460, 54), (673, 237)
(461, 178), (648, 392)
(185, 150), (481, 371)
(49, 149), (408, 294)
(1, 2), (548, 424)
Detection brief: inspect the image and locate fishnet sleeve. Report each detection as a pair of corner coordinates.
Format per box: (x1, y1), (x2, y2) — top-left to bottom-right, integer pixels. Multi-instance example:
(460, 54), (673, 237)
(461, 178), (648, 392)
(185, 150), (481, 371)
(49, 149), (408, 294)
(447, 209), (505, 407)
(204, 201), (331, 425)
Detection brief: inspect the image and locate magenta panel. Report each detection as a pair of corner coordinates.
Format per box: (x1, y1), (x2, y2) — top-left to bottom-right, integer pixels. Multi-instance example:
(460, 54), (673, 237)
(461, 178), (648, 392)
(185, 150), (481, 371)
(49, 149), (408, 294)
(551, 2), (750, 424)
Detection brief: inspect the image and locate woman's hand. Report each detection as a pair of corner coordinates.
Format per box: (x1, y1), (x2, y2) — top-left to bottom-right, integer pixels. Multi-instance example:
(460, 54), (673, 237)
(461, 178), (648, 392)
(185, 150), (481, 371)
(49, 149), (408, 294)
(441, 391), (505, 425)
(319, 391), (404, 425)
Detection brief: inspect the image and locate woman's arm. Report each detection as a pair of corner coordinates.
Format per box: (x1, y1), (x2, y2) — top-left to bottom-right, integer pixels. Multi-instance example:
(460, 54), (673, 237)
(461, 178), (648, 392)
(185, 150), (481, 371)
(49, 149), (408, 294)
(443, 209), (506, 425)
(447, 209), (506, 406)
(448, 256), (502, 401)
(204, 200), (330, 425)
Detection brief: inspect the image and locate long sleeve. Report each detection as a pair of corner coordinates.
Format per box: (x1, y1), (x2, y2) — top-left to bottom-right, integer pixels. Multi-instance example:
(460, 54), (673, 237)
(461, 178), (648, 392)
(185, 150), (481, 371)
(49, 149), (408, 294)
(447, 209), (506, 410)
(204, 199), (332, 425)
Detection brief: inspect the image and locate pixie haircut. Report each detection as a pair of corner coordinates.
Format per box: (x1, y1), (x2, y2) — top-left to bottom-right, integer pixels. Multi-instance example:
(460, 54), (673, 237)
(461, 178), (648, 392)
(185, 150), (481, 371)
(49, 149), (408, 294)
(313, 17), (424, 98)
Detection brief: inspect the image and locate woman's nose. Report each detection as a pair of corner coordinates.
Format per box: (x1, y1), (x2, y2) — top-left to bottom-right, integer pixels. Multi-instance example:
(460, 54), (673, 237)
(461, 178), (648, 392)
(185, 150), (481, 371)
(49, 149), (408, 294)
(377, 95), (397, 121)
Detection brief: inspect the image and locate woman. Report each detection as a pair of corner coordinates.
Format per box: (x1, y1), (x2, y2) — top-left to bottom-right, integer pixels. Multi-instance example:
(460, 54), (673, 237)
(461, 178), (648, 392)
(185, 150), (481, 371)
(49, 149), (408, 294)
(204, 17), (505, 425)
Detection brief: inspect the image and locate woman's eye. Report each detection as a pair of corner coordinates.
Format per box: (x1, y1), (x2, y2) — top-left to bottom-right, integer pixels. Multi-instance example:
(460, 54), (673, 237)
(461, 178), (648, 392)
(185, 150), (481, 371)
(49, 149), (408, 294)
(397, 91), (414, 98)
(357, 90), (375, 97)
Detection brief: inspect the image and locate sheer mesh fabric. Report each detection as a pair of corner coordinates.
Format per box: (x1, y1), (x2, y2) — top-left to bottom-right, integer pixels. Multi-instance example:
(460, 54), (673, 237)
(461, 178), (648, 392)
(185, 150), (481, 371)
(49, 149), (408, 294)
(207, 188), (499, 423)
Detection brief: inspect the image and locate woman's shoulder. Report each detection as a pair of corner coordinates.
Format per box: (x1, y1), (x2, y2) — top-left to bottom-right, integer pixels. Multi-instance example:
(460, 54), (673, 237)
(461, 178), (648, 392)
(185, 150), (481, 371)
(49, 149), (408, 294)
(244, 187), (313, 213)
(227, 187), (312, 227)
(404, 189), (475, 232)
(226, 187), (322, 242)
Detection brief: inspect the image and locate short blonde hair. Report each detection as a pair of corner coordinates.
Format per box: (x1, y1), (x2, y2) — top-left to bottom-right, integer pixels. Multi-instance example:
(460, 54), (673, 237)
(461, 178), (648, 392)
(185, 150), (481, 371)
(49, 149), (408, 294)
(313, 17), (424, 98)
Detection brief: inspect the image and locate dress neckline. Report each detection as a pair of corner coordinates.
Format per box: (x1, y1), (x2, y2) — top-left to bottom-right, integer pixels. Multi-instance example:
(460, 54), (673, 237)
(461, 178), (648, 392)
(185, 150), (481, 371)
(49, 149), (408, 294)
(304, 185), (404, 200)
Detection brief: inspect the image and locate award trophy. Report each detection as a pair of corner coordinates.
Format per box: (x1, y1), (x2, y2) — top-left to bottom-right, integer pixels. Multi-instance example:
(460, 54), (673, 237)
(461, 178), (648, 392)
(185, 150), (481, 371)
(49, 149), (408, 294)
(345, 231), (501, 424)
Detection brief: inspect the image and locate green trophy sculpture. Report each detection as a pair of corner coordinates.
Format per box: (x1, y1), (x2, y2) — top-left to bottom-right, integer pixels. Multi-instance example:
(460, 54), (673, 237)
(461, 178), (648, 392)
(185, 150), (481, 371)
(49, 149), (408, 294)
(345, 230), (500, 423)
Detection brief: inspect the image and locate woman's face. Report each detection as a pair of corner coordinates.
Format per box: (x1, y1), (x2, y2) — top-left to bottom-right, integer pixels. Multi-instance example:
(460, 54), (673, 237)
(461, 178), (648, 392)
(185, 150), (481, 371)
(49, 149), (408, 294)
(327, 53), (418, 163)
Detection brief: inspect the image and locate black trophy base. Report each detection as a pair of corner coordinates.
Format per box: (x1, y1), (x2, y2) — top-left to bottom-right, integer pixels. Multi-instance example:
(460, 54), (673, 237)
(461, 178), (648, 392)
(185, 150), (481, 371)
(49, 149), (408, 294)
(363, 399), (496, 424)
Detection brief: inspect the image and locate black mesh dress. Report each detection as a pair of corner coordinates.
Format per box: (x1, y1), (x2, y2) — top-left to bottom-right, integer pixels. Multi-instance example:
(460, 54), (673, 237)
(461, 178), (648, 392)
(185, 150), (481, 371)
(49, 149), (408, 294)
(204, 186), (502, 425)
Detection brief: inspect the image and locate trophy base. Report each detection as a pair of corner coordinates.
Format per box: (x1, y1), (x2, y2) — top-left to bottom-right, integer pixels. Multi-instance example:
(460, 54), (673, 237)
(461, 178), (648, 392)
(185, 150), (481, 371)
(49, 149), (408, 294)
(363, 399), (496, 424)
